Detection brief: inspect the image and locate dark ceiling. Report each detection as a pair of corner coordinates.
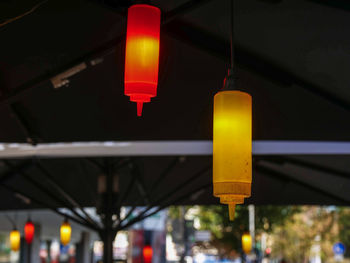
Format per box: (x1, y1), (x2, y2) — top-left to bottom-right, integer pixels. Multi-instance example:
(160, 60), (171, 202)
(0, 0), (349, 215)
(0, 0), (349, 142)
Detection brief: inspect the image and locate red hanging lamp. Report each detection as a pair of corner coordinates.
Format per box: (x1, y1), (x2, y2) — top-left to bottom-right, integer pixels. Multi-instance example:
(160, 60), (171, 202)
(124, 4), (161, 116)
(24, 219), (35, 244)
(143, 245), (153, 263)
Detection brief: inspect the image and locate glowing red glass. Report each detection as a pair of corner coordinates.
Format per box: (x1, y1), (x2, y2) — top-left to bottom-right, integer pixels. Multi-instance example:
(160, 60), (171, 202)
(143, 245), (153, 263)
(124, 4), (161, 116)
(24, 220), (35, 244)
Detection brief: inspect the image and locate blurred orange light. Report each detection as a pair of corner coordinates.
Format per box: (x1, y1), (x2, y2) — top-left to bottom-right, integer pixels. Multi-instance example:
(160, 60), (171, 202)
(10, 229), (20, 252)
(242, 233), (252, 254)
(60, 220), (71, 246)
(124, 4), (161, 116)
(143, 245), (153, 263)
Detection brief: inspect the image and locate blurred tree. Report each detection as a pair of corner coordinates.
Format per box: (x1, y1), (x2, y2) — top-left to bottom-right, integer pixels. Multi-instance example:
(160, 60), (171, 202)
(0, 233), (10, 259)
(271, 207), (338, 263)
(169, 206), (350, 261)
(199, 205), (299, 257)
(338, 207), (350, 257)
(169, 205), (299, 258)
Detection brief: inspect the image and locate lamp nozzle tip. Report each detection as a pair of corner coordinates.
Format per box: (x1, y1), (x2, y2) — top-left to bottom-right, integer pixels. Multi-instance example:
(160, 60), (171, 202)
(137, 102), (143, 117)
(229, 204), (236, 221)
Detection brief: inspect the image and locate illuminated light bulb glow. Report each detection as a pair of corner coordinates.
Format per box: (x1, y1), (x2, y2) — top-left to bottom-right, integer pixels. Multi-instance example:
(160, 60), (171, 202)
(24, 220), (35, 244)
(213, 90), (252, 220)
(242, 233), (252, 254)
(124, 4), (161, 116)
(60, 220), (71, 246)
(143, 245), (153, 263)
(10, 230), (20, 251)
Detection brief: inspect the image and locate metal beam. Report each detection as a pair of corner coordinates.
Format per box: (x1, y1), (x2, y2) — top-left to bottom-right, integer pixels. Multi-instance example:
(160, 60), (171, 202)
(0, 141), (348, 158)
(0, 0), (213, 108)
(0, 33), (124, 107)
(35, 161), (100, 229)
(116, 165), (211, 230)
(264, 156), (350, 179)
(149, 157), (181, 196)
(115, 168), (136, 210)
(85, 158), (105, 172)
(118, 182), (211, 231)
(255, 163), (350, 205)
(114, 158), (182, 228)
(0, 161), (33, 183)
(115, 164), (210, 229)
(9, 104), (40, 145)
(0, 183), (98, 231)
(101, 158), (117, 263)
(112, 158), (135, 214)
(132, 163), (151, 206)
(114, 164), (153, 229)
(3, 161), (100, 231)
(1, 0), (347, 116)
(36, 161), (100, 227)
(162, 0), (214, 23)
(307, 0), (350, 12)
(147, 164), (211, 211)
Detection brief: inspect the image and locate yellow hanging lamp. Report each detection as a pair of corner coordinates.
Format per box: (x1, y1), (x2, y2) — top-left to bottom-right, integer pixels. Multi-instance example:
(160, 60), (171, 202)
(10, 229), (20, 252)
(242, 233), (252, 254)
(213, 0), (252, 221)
(213, 90), (252, 220)
(60, 219), (71, 246)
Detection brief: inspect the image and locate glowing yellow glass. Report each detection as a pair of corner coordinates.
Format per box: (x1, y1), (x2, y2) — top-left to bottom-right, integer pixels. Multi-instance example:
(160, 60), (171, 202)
(213, 90), (252, 220)
(60, 220), (71, 246)
(242, 233), (252, 254)
(10, 230), (20, 251)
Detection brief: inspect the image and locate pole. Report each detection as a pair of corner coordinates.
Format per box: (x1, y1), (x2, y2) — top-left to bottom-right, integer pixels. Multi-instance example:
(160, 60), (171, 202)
(179, 206), (187, 263)
(46, 240), (51, 263)
(102, 159), (117, 263)
(27, 243), (31, 263)
(248, 205), (255, 248)
(102, 231), (114, 263)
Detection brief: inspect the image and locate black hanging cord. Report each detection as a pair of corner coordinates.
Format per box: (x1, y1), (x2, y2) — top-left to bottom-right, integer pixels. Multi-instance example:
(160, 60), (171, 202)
(222, 0), (236, 91)
(133, 0), (151, 4)
(230, 0), (235, 71)
(5, 214), (16, 229)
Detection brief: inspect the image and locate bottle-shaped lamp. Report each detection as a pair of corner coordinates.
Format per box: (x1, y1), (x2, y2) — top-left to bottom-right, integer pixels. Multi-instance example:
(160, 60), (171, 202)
(242, 233), (252, 254)
(24, 220), (35, 244)
(10, 229), (20, 252)
(60, 219), (71, 246)
(124, 4), (161, 116)
(213, 90), (252, 220)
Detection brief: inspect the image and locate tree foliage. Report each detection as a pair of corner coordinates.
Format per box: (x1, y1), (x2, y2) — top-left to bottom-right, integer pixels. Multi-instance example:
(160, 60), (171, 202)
(169, 205), (350, 261)
(272, 207), (339, 263)
(338, 207), (350, 257)
(194, 205), (298, 257)
(198, 205), (297, 254)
